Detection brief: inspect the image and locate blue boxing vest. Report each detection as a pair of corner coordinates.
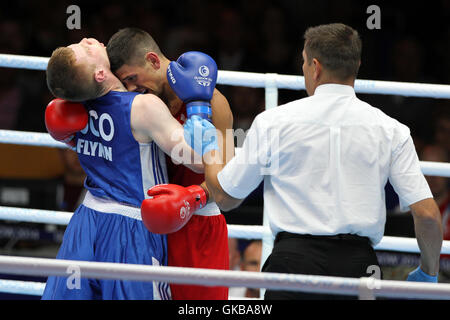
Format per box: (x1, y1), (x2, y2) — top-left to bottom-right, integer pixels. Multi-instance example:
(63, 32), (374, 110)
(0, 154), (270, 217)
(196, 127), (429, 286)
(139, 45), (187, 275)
(75, 91), (168, 207)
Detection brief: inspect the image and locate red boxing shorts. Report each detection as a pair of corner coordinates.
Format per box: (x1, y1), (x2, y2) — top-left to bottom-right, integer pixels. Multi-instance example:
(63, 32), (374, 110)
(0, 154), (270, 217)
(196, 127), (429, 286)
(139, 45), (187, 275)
(168, 212), (229, 300)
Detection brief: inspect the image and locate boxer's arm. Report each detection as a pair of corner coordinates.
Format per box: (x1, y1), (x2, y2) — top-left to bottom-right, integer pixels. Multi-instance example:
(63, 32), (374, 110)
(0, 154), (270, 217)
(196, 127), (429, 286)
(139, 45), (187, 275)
(197, 89), (234, 204)
(202, 150), (244, 211)
(131, 93), (203, 173)
(211, 88), (234, 165)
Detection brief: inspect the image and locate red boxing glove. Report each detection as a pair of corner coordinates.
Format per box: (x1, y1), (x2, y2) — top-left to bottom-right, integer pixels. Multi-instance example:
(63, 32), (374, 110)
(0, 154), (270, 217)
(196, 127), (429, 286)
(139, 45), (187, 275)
(45, 98), (88, 147)
(141, 184), (208, 234)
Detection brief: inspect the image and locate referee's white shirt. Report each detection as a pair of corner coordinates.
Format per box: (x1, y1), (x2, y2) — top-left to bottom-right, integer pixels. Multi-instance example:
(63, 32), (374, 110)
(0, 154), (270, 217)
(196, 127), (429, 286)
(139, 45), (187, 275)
(218, 84), (432, 246)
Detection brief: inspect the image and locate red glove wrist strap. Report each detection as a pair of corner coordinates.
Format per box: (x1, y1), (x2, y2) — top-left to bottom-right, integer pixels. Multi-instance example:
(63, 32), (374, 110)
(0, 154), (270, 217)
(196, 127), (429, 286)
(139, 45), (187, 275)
(186, 185), (208, 209)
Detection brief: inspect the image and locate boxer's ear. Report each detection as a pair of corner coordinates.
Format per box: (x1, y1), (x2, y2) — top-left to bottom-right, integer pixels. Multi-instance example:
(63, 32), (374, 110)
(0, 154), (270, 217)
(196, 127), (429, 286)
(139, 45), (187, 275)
(94, 68), (106, 83)
(145, 52), (161, 70)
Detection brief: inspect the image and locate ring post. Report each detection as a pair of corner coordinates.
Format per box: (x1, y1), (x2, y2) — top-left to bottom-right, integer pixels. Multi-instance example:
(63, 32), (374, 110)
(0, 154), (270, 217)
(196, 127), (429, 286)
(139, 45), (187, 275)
(260, 73), (278, 297)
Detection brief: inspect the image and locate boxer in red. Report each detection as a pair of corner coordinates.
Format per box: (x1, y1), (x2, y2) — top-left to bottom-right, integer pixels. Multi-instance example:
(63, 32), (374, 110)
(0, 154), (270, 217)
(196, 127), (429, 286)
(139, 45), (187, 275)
(107, 28), (233, 300)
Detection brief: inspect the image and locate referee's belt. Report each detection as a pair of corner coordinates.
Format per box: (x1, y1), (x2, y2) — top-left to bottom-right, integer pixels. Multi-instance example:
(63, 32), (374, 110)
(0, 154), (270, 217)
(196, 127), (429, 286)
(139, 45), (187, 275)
(275, 231), (369, 244)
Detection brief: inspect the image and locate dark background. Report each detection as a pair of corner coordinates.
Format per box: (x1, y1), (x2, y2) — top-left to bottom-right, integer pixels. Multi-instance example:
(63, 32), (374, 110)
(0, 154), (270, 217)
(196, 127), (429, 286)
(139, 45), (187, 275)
(0, 0), (449, 298)
(1, 0), (449, 134)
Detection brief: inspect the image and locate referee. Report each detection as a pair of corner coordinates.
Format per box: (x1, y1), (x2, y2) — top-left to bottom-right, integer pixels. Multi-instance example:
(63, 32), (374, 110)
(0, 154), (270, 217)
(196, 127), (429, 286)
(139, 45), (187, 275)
(184, 23), (443, 299)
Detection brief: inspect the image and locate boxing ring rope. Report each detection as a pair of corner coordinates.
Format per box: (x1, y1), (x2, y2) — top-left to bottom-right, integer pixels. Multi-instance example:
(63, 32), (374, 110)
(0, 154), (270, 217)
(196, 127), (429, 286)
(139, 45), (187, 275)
(1, 205), (450, 254)
(1, 255), (450, 299)
(1, 129), (450, 178)
(1, 53), (450, 299)
(2, 53), (450, 98)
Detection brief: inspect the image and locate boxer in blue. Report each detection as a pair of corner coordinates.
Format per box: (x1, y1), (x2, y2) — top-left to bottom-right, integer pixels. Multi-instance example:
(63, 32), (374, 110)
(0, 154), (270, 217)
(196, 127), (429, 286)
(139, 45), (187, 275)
(41, 38), (210, 299)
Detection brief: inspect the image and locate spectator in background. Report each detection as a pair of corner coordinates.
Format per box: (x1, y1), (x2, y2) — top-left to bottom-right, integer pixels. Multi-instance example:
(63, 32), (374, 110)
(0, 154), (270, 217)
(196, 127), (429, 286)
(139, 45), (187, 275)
(228, 237), (242, 271)
(0, 68), (23, 130)
(433, 108), (450, 154)
(90, 3), (128, 44)
(228, 237), (243, 298)
(229, 86), (265, 133)
(164, 24), (209, 60)
(240, 240), (262, 298)
(392, 37), (425, 83)
(384, 36), (436, 147)
(164, 0), (218, 60)
(228, 239), (262, 299)
(0, 20), (26, 130)
(57, 149), (86, 212)
(214, 8), (246, 72)
(133, 8), (165, 53)
(15, 89), (51, 133)
(28, 1), (66, 56)
(261, 6), (293, 75)
(0, 20), (26, 55)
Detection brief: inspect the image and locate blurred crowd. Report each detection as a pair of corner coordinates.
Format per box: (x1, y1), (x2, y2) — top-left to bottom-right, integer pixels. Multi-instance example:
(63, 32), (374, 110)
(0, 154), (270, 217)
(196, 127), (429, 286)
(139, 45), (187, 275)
(0, 0), (449, 135)
(0, 0), (449, 279)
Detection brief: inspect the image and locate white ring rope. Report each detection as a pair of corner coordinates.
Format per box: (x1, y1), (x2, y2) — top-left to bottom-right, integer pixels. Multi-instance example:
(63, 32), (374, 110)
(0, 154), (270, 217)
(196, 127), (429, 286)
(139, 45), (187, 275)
(0, 255), (450, 299)
(1, 205), (450, 254)
(219, 71), (450, 99)
(0, 279), (45, 296)
(1, 129), (450, 177)
(0, 278), (257, 299)
(0, 54), (49, 71)
(0, 129), (65, 148)
(0, 278), (257, 298)
(1, 53), (450, 99)
(0, 206), (72, 225)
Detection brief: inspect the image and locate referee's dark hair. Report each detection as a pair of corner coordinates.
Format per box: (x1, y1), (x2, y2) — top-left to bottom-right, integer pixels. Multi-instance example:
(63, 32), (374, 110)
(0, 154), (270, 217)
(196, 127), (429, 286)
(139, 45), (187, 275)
(303, 23), (362, 81)
(107, 27), (164, 73)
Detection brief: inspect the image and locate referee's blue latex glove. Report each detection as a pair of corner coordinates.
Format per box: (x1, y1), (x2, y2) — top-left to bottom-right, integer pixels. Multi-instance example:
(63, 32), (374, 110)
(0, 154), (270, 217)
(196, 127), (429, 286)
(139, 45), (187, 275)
(406, 266), (438, 283)
(184, 115), (219, 156)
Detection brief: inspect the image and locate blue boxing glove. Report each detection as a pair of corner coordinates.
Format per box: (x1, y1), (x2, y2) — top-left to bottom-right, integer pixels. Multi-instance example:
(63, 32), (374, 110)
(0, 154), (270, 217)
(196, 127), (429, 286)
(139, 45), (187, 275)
(406, 266), (438, 283)
(167, 51), (218, 122)
(184, 115), (219, 156)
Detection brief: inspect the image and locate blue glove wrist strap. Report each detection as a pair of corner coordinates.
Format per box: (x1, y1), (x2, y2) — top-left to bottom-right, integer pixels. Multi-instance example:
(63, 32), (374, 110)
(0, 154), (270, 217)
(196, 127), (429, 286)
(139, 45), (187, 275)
(186, 102), (212, 122)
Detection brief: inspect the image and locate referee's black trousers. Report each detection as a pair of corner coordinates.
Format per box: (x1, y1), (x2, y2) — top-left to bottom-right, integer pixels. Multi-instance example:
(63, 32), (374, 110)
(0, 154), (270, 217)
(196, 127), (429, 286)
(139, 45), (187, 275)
(262, 232), (381, 300)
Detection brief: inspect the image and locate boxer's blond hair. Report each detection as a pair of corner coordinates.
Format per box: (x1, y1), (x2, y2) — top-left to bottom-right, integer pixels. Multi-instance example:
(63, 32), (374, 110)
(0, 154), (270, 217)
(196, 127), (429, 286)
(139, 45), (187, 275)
(46, 47), (103, 101)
